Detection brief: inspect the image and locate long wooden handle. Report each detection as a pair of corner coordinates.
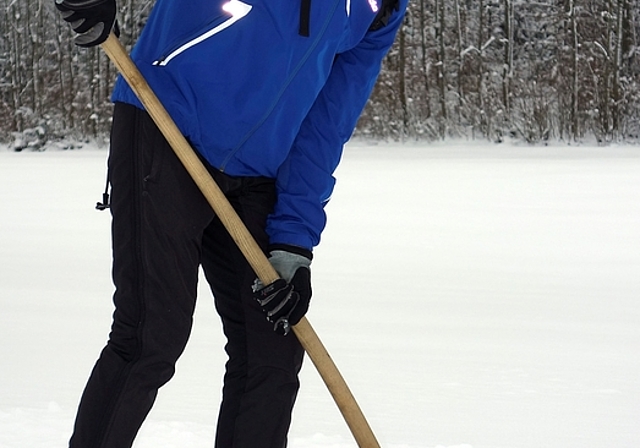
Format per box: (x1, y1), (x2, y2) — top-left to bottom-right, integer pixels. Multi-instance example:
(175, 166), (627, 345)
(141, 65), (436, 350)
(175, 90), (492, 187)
(101, 33), (381, 448)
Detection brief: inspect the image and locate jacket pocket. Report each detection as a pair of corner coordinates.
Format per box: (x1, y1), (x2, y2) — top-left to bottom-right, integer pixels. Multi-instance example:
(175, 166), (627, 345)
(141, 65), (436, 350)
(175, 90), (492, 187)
(153, 0), (253, 66)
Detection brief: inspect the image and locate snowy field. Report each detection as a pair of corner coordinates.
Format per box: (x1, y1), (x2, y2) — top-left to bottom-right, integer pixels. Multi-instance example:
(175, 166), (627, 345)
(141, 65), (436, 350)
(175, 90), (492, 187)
(1, 141), (639, 448)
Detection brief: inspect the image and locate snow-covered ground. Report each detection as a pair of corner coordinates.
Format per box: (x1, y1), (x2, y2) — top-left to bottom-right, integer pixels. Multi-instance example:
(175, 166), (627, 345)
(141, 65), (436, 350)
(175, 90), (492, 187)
(1, 142), (639, 448)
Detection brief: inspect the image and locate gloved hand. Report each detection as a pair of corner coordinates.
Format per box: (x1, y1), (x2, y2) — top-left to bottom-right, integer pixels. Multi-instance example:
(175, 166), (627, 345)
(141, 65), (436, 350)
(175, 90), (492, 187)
(253, 246), (312, 336)
(55, 0), (117, 47)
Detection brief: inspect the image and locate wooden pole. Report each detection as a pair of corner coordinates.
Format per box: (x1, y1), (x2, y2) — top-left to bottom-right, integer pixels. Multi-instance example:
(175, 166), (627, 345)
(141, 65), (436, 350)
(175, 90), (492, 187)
(101, 33), (381, 448)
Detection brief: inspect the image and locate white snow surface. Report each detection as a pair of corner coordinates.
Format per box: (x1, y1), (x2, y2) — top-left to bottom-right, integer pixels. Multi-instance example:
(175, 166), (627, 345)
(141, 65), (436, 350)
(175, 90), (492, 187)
(1, 141), (639, 448)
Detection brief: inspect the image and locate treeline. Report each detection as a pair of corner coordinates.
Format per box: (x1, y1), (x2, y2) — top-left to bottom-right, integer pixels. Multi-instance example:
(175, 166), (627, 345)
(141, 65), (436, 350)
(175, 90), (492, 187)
(361, 0), (640, 142)
(1, 0), (639, 148)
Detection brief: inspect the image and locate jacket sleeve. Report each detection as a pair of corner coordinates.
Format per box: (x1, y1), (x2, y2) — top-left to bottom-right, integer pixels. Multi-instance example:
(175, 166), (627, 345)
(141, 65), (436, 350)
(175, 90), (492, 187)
(265, 3), (406, 250)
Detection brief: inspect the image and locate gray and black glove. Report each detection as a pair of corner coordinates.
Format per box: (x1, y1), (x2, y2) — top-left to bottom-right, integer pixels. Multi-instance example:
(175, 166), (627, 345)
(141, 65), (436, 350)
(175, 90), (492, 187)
(55, 0), (117, 47)
(253, 246), (312, 336)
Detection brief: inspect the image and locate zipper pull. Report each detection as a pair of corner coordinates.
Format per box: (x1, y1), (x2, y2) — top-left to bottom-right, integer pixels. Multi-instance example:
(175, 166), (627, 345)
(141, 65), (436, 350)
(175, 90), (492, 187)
(299, 0), (311, 37)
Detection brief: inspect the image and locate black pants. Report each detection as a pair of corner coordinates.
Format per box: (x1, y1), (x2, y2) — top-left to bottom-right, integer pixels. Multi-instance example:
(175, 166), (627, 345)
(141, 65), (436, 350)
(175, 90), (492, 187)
(69, 103), (304, 448)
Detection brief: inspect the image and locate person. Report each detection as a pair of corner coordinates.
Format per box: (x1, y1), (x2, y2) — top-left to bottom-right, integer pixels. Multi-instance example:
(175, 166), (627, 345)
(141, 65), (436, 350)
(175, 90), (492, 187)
(55, 0), (407, 447)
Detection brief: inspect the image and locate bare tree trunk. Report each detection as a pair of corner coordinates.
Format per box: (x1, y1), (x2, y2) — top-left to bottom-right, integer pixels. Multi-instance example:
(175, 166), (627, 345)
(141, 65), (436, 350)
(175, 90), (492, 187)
(398, 18), (408, 136)
(54, 21), (69, 130)
(436, 0), (447, 139)
(570, 0), (580, 140)
(612, 0), (625, 138)
(601, 0), (615, 139)
(8, 1), (24, 131)
(502, 0), (514, 120)
(477, 0), (487, 138)
(31, 0), (45, 119)
(26, 0), (36, 115)
(454, 0), (464, 120)
(419, 0), (431, 120)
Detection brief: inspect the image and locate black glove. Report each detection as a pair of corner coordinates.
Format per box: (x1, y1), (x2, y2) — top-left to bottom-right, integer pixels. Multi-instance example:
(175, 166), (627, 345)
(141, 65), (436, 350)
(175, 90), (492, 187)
(253, 247), (312, 336)
(55, 0), (117, 47)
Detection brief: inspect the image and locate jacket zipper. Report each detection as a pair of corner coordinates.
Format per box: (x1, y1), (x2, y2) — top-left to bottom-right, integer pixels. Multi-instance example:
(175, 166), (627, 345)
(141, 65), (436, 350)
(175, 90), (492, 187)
(220, 0), (342, 172)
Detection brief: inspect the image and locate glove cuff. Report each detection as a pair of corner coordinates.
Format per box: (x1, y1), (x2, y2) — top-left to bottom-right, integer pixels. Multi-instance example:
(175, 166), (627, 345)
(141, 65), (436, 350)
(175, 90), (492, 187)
(268, 249), (311, 284)
(268, 243), (312, 261)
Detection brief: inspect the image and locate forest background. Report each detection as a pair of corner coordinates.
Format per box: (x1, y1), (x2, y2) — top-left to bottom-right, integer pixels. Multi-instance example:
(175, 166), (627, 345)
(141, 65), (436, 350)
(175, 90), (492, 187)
(1, 0), (639, 149)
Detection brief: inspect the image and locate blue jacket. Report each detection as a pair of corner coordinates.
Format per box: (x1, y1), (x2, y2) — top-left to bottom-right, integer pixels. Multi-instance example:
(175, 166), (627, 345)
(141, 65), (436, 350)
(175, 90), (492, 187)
(112, 0), (407, 250)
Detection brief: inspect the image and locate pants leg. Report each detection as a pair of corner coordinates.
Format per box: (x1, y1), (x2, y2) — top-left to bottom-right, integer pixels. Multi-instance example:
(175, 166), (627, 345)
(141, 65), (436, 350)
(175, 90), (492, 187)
(69, 103), (214, 448)
(200, 178), (305, 448)
(70, 102), (304, 448)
